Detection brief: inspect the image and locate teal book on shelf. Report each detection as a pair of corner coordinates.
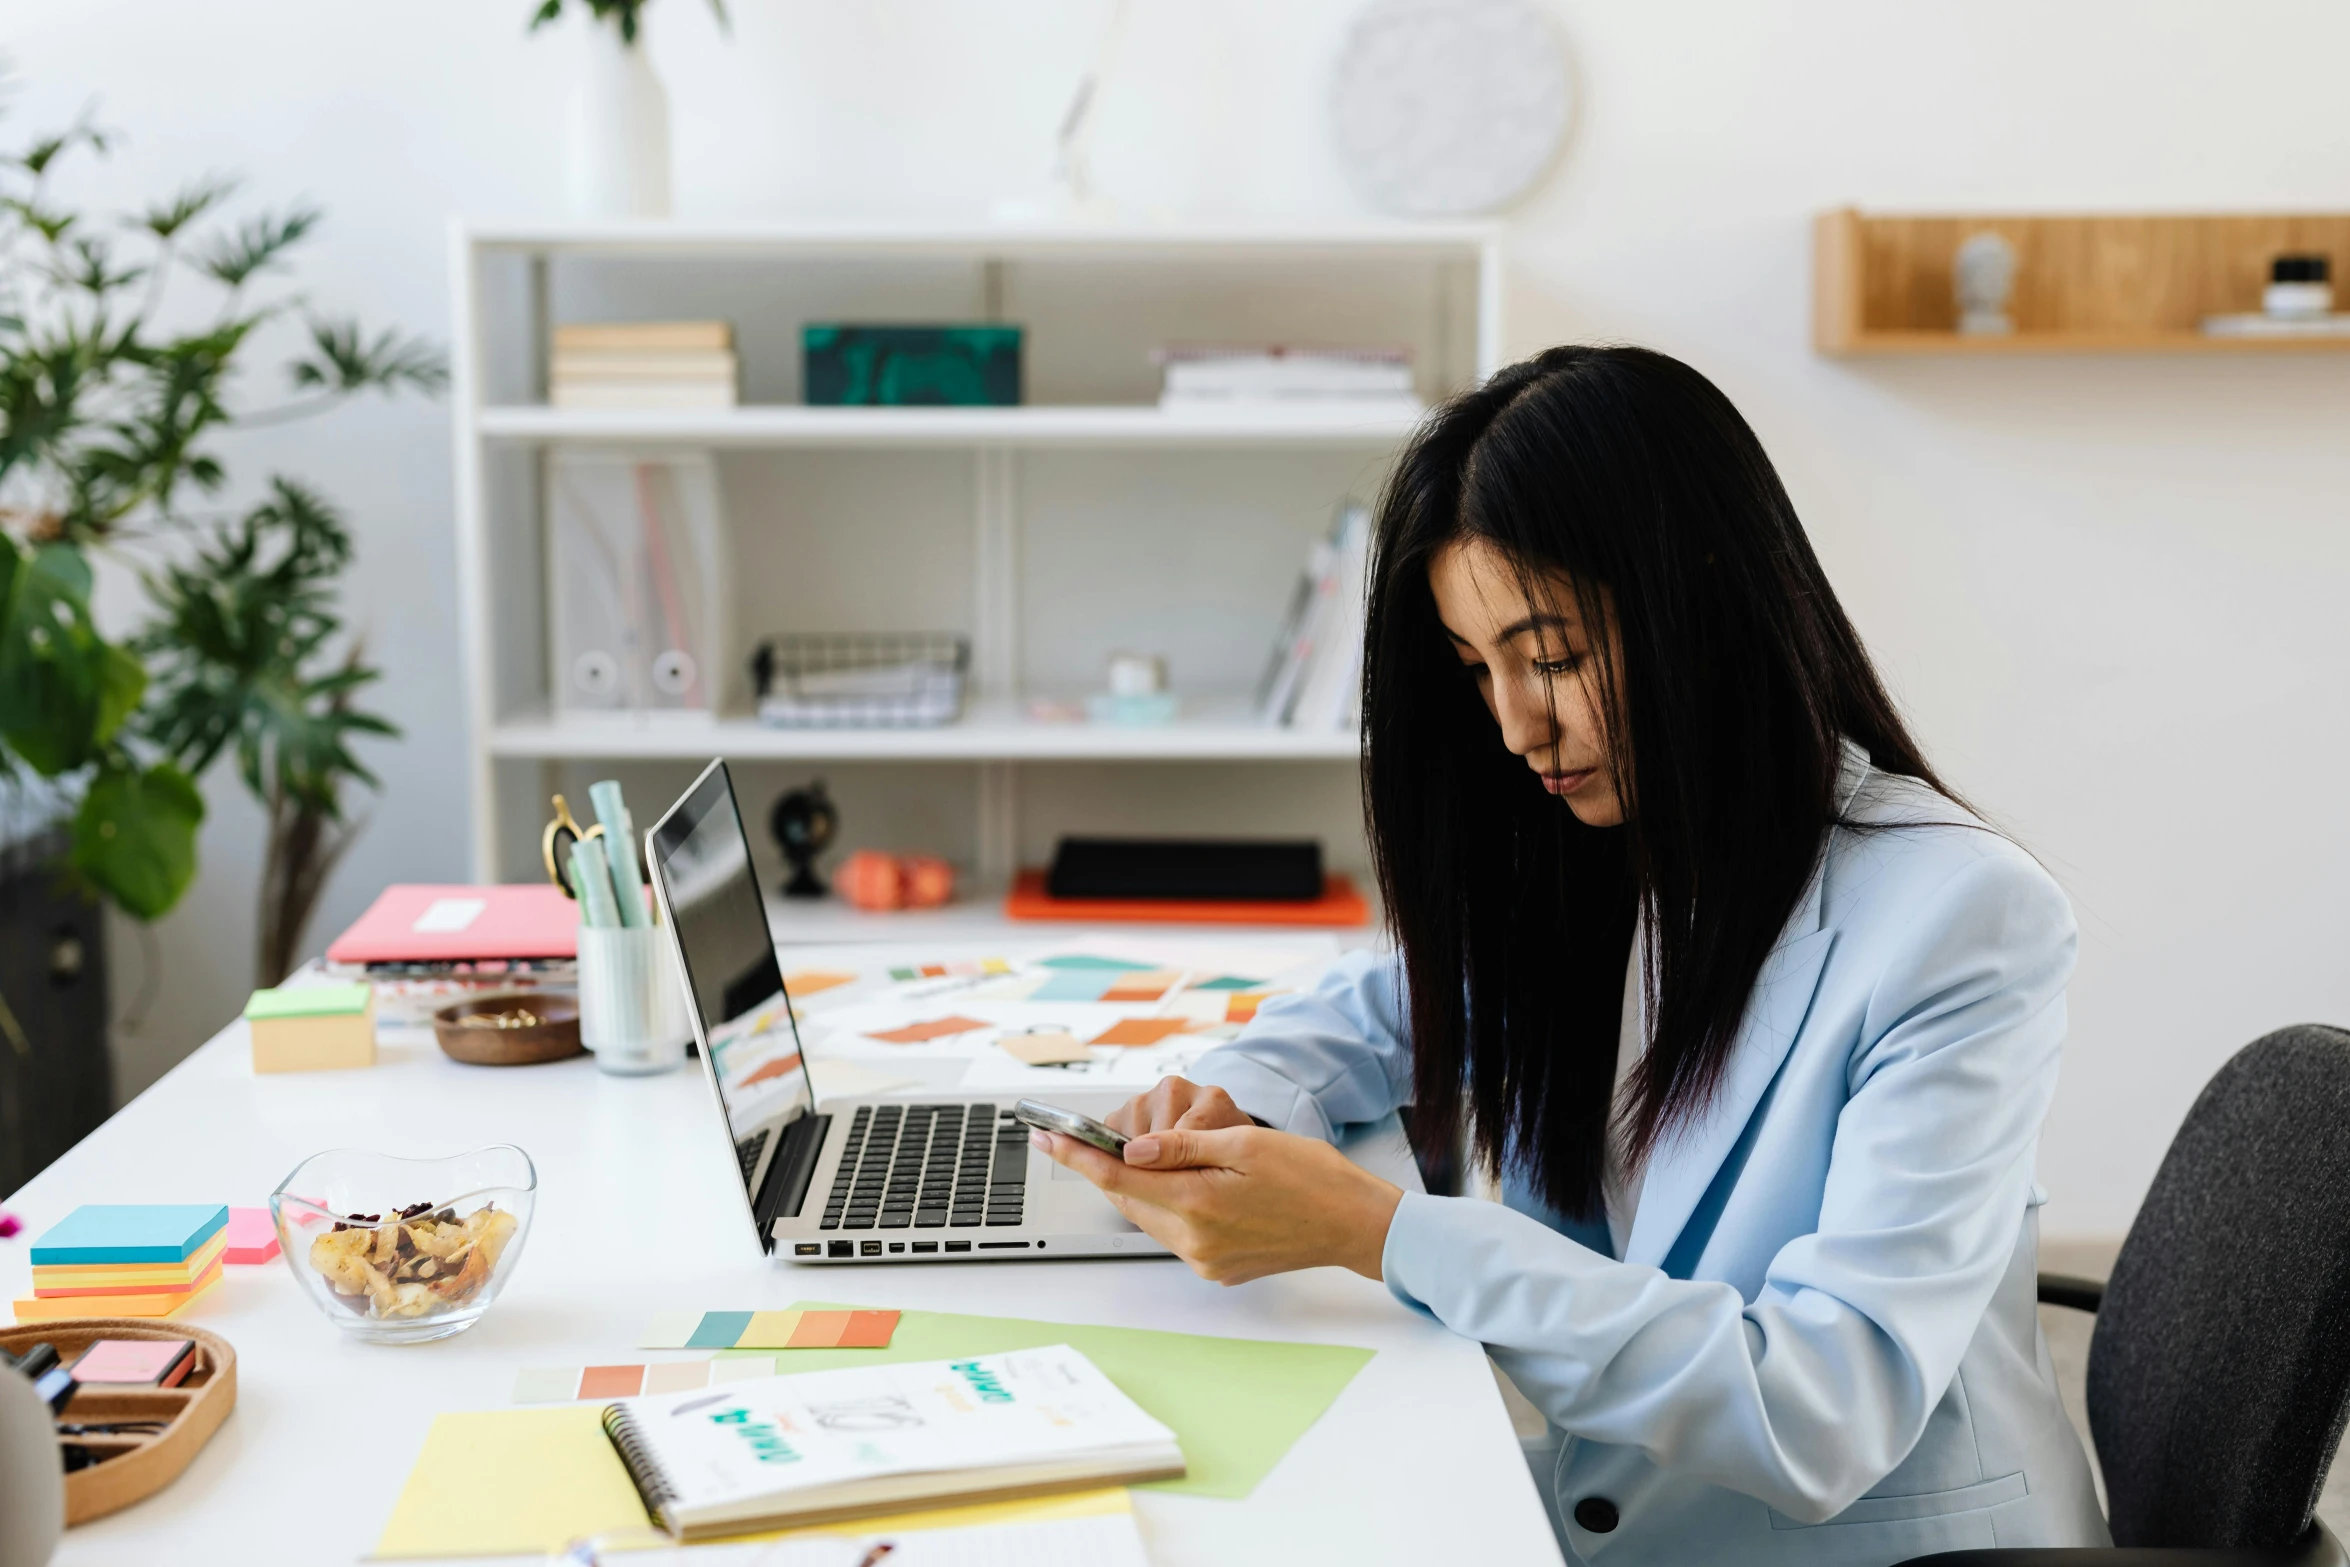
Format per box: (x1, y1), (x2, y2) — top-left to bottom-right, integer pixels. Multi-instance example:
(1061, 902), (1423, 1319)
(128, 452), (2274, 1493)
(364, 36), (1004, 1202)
(802, 324), (1022, 406)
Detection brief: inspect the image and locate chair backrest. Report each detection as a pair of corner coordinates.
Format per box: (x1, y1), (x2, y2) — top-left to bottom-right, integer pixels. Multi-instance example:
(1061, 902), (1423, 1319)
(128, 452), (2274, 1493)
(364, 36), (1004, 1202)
(2088, 1024), (2350, 1548)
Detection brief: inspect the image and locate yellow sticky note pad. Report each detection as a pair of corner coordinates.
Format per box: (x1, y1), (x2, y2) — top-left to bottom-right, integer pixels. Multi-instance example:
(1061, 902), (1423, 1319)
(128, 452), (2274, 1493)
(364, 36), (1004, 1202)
(374, 1406), (649, 1558)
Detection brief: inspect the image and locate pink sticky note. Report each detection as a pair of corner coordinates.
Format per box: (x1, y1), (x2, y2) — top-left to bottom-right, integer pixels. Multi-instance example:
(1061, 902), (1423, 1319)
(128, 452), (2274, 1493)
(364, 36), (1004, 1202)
(72, 1338), (194, 1386)
(224, 1207), (280, 1265)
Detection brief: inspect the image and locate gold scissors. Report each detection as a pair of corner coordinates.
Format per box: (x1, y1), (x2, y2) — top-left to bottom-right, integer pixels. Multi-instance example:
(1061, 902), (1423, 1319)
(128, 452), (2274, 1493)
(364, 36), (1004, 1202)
(541, 794), (606, 900)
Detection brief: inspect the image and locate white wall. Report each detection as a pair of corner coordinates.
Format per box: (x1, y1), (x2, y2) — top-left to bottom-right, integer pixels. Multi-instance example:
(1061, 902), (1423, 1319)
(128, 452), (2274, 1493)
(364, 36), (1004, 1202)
(14, 0), (2349, 1238)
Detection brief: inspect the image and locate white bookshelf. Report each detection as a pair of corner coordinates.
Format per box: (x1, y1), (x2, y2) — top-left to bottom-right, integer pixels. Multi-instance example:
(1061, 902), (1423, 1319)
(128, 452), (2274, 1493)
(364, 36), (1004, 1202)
(449, 221), (1502, 920)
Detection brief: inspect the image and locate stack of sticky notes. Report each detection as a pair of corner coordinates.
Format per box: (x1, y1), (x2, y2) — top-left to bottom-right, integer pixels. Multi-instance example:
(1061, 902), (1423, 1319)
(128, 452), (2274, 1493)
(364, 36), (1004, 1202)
(13, 1205), (229, 1323)
(245, 982), (376, 1073)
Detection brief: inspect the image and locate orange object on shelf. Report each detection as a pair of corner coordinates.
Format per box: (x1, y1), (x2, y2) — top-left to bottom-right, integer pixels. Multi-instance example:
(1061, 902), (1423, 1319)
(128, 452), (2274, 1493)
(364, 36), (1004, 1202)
(1003, 870), (1370, 927)
(836, 851), (956, 912)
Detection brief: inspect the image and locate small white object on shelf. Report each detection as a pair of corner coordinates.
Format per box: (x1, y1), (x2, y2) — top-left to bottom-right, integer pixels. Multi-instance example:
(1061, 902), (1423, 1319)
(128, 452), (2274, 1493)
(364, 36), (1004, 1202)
(2262, 254), (2334, 320)
(1953, 232), (2018, 336)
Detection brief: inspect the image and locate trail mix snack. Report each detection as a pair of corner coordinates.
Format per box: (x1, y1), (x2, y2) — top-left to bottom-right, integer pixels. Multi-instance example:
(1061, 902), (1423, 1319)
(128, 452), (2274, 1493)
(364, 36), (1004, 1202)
(307, 1199), (519, 1319)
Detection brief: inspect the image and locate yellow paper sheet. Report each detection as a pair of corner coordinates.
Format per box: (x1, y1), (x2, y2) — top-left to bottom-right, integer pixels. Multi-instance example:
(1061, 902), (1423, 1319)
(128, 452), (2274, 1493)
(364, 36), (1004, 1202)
(373, 1406), (646, 1559)
(371, 1402), (1128, 1560)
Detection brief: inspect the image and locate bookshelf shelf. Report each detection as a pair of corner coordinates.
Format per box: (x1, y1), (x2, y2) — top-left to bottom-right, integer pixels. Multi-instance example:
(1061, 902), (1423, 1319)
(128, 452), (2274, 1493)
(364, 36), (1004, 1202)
(450, 222), (1500, 898)
(1814, 208), (2350, 356)
(475, 402), (1428, 449)
(488, 703), (1361, 763)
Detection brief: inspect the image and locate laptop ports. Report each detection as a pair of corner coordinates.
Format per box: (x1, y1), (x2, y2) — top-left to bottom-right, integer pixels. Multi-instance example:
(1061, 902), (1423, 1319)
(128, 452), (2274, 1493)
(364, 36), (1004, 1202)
(911, 1242), (938, 1254)
(888, 1243), (905, 1253)
(828, 1240), (853, 1258)
(944, 1240), (971, 1253)
(860, 1241), (883, 1257)
(794, 1243), (821, 1257)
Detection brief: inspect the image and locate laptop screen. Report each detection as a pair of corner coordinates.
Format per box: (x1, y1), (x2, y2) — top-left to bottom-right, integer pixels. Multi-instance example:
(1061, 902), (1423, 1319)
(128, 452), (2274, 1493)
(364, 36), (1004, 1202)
(646, 761), (813, 1183)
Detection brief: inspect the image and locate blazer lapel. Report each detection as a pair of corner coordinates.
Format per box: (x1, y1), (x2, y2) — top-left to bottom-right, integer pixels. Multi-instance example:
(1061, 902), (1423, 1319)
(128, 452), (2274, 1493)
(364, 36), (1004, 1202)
(1620, 871), (1839, 1274)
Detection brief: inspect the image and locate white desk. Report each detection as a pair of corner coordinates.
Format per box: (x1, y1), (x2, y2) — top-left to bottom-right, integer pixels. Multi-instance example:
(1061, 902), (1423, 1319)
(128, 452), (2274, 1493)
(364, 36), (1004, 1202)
(3, 953), (1559, 1564)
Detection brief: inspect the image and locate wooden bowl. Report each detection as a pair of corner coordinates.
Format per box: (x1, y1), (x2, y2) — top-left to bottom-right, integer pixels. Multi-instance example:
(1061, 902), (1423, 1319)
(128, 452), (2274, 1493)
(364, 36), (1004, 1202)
(431, 993), (583, 1066)
(0, 1318), (236, 1525)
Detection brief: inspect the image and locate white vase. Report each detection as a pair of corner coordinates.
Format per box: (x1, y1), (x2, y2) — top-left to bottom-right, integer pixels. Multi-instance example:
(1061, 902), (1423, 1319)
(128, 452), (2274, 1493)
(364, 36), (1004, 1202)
(569, 22), (672, 220)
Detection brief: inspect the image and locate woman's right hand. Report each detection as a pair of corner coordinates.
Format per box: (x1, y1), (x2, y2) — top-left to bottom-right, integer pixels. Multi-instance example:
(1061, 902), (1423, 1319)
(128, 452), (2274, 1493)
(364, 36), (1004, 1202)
(1106, 1076), (1257, 1141)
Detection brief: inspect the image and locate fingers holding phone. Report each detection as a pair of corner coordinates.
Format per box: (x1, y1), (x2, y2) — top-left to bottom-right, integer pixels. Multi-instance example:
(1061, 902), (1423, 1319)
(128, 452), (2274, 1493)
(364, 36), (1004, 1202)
(1105, 1076), (1254, 1143)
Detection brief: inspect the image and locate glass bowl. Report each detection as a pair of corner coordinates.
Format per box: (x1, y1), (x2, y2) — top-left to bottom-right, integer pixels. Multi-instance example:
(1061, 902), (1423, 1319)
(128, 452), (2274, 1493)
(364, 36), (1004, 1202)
(271, 1145), (537, 1345)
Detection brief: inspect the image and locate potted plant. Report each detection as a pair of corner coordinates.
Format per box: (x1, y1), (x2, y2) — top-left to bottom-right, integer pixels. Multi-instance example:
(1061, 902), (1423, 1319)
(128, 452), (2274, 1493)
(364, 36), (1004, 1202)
(529, 0), (731, 219)
(0, 115), (440, 1038)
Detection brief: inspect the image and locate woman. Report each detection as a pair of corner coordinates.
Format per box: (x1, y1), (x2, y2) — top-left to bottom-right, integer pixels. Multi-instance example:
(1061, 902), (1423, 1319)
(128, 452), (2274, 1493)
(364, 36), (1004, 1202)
(1033, 347), (2107, 1565)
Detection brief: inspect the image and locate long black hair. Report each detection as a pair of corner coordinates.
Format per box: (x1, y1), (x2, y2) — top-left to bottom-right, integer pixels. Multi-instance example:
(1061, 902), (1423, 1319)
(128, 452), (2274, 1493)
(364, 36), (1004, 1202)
(1365, 345), (1950, 1221)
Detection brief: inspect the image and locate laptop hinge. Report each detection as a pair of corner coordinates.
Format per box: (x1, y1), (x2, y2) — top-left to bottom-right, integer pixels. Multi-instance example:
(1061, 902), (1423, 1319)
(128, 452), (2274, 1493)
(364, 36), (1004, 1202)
(753, 1112), (830, 1253)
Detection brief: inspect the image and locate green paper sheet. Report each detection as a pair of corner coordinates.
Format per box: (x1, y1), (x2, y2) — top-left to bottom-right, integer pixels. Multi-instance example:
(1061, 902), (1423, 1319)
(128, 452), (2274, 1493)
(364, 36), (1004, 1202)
(374, 1306), (1376, 1555)
(725, 1303), (1375, 1500)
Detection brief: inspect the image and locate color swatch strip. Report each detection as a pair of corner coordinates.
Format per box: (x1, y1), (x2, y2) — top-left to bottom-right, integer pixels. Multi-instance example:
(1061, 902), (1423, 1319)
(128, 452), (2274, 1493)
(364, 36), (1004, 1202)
(511, 1354), (786, 1405)
(639, 1307), (900, 1351)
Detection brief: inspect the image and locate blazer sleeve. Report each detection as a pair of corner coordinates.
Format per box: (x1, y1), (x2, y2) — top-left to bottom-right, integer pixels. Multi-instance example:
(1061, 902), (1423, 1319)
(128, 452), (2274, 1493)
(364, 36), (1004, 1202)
(1181, 948), (1416, 1142)
(1379, 848), (2076, 1523)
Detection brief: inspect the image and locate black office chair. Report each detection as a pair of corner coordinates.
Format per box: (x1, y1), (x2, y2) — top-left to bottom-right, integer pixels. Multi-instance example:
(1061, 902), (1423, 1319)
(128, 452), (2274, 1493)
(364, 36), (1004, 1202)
(1903, 1024), (2350, 1567)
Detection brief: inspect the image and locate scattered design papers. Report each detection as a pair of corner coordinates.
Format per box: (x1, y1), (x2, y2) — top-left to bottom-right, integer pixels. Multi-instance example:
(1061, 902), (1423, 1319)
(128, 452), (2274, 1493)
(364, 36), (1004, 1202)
(998, 1031), (1093, 1066)
(866, 1015), (990, 1045)
(889, 959), (1012, 981)
(782, 969), (858, 998)
(1090, 1018), (1192, 1048)
(642, 1308), (901, 1350)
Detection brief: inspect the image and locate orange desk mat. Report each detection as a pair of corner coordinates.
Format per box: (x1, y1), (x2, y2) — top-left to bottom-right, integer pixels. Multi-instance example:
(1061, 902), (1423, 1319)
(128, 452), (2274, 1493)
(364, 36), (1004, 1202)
(1004, 870), (1370, 927)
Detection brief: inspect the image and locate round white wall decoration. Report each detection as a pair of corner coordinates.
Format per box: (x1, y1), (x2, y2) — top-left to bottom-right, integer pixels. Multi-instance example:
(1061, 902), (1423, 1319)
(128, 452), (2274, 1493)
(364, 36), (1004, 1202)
(1330, 0), (1574, 218)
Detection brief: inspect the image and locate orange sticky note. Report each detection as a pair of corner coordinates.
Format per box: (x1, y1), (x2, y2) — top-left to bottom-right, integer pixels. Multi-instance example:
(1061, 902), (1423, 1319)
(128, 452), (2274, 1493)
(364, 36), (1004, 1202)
(1225, 991), (1281, 1024)
(1090, 1017), (1192, 1048)
(867, 1015), (989, 1045)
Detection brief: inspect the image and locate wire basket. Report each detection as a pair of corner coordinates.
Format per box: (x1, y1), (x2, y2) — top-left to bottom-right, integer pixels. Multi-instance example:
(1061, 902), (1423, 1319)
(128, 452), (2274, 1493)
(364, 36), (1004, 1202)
(750, 633), (971, 728)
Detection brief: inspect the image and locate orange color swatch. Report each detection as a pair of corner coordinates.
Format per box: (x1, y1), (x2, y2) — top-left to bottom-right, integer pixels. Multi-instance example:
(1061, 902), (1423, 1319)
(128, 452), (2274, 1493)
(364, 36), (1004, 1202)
(1225, 992), (1281, 1025)
(1101, 970), (1180, 1004)
(866, 1015), (989, 1045)
(1091, 1017), (1192, 1048)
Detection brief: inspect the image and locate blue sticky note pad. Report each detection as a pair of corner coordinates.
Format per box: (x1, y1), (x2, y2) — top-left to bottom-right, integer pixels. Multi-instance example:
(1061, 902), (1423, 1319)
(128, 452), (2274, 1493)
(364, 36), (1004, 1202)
(1191, 975), (1267, 991)
(1032, 972), (1117, 1002)
(30, 1204), (230, 1265)
(1036, 955), (1154, 972)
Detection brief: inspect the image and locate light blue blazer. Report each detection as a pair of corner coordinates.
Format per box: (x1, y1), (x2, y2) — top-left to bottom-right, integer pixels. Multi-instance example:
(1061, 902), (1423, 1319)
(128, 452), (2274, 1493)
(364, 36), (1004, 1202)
(1188, 745), (2108, 1565)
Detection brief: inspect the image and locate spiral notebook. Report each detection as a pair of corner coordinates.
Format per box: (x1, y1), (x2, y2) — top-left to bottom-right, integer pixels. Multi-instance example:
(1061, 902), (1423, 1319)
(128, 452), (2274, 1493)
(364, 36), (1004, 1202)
(600, 1345), (1183, 1540)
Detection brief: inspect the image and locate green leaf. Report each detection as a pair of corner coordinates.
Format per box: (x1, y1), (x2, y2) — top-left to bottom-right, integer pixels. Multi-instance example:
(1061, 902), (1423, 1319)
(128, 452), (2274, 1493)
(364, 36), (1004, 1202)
(94, 641), (146, 745)
(194, 205), (321, 289)
(71, 761), (204, 921)
(0, 540), (111, 775)
(287, 318), (449, 397)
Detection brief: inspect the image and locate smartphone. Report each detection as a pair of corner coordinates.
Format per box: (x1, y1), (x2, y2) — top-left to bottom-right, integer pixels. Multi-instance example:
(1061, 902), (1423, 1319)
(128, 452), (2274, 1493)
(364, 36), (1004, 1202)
(1012, 1098), (1131, 1157)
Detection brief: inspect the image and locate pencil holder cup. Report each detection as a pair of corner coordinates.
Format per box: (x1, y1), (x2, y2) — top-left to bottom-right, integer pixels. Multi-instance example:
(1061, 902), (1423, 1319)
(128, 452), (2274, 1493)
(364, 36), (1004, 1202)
(577, 925), (691, 1076)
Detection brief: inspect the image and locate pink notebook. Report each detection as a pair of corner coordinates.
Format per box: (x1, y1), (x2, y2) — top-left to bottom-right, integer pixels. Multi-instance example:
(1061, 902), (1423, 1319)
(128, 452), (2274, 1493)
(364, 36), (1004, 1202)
(325, 884), (581, 965)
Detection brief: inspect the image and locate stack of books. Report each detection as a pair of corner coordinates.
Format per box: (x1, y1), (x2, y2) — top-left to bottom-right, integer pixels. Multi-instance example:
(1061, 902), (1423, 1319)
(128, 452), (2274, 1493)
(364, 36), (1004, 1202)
(551, 321), (738, 409)
(1257, 503), (1372, 733)
(14, 1205), (229, 1322)
(1155, 344), (1417, 408)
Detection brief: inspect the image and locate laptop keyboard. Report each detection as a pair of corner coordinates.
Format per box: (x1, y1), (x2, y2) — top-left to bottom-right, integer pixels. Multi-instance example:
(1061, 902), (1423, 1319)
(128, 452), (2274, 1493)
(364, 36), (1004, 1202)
(820, 1103), (1028, 1231)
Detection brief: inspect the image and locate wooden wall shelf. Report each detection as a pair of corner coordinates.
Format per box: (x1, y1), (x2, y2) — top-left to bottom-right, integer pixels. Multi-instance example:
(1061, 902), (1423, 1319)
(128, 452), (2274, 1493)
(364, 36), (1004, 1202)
(1815, 208), (2350, 356)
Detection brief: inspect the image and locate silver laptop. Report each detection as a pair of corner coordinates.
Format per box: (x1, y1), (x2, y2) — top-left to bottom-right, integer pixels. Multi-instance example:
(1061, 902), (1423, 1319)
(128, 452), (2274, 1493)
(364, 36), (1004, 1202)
(645, 758), (1170, 1264)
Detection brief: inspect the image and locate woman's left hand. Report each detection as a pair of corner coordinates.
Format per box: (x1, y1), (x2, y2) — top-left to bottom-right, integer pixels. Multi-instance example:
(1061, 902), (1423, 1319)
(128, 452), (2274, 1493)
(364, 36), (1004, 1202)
(1031, 1124), (1403, 1286)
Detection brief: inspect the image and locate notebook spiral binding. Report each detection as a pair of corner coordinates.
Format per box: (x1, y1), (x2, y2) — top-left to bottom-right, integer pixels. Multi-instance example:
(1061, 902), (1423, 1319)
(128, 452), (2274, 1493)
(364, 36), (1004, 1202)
(601, 1403), (684, 1536)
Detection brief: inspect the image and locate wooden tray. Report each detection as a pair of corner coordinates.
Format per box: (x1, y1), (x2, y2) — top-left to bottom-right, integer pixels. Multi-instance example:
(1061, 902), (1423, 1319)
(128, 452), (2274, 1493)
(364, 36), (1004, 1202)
(433, 991), (583, 1066)
(0, 1318), (236, 1525)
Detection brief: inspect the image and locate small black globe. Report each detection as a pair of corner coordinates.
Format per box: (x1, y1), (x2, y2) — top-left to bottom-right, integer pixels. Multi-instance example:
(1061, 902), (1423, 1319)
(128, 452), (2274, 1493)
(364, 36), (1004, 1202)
(770, 779), (838, 899)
